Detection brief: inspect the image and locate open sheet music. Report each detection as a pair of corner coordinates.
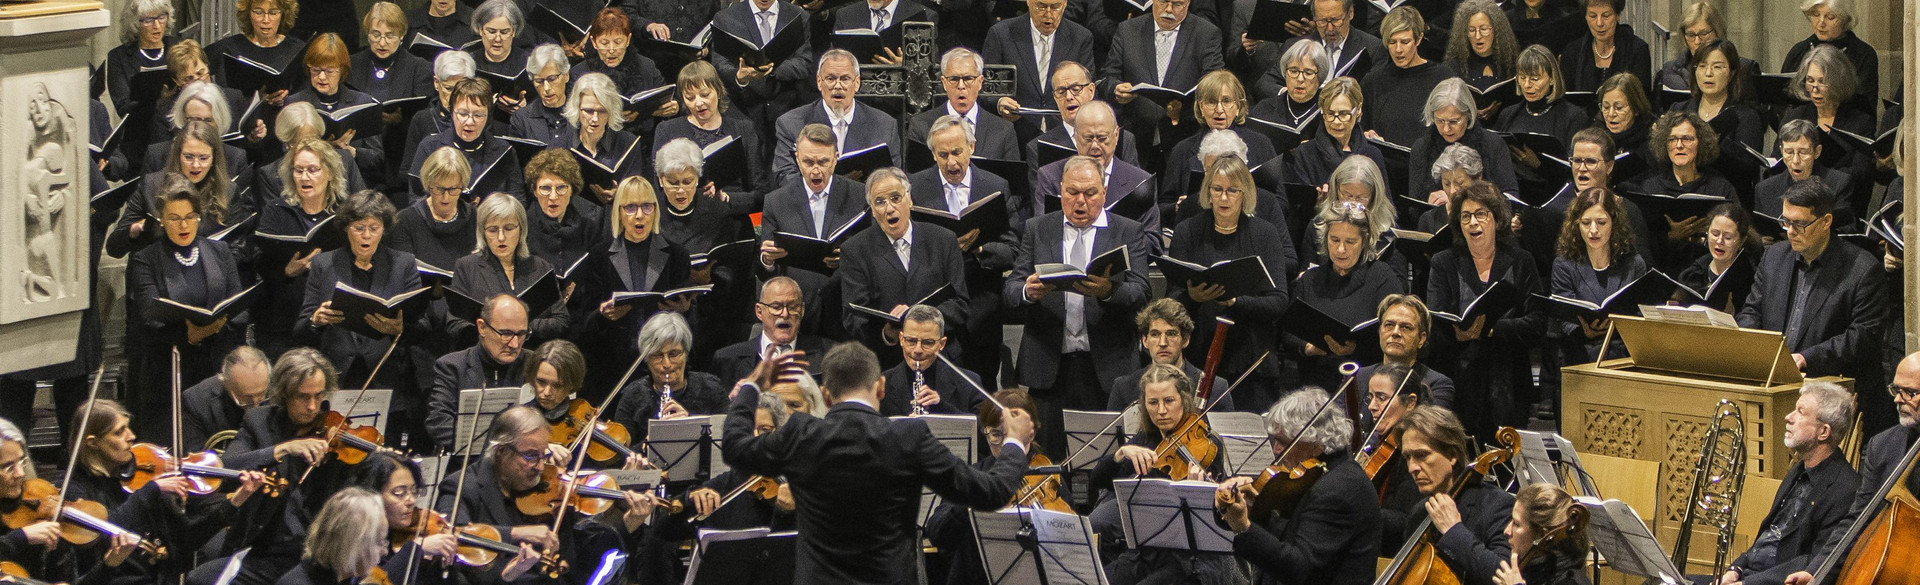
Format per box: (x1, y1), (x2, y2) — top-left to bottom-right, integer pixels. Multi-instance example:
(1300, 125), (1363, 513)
(892, 413), (978, 464)
(647, 415), (729, 481)
(336, 389), (392, 431)
(971, 507), (1109, 585)
(453, 387), (523, 455)
(1207, 412), (1271, 476)
(1574, 497), (1683, 583)
(1112, 478), (1234, 553)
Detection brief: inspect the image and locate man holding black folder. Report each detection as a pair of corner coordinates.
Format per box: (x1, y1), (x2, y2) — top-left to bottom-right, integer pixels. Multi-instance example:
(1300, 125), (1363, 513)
(1032, 101), (1161, 251)
(705, 0), (813, 160)
(1006, 155), (1151, 454)
(828, 0), (932, 64)
(839, 168), (970, 367)
(770, 50), (900, 185)
(910, 116), (1015, 381)
(1104, 0), (1225, 171)
(983, 0), (1095, 141)
(760, 123), (867, 339)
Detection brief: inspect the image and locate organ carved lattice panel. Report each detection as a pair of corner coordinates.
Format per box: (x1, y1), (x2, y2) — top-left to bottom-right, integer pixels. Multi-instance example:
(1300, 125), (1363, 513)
(1580, 406), (1644, 459)
(1662, 415), (1712, 524)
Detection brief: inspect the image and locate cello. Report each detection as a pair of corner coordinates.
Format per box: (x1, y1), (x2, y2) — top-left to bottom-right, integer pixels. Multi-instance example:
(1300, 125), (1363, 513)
(1374, 427), (1520, 585)
(1805, 431), (1920, 585)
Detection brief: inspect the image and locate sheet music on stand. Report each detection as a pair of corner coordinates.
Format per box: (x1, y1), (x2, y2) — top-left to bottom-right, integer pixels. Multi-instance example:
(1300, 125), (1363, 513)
(970, 507), (1109, 585)
(1061, 410), (1127, 470)
(683, 528), (798, 585)
(1207, 412), (1271, 475)
(337, 389), (392, 430)
(917, 490), (944, 529)
(414, 454), (448, 508)
(647, 414), (729, 482)
(453, 387), (523, 453)
(1515, 430), (1600, 497)
(894, 413), (978, 464)
(1574, 497), (1684, 584)
(1112, 478), (1234, 553)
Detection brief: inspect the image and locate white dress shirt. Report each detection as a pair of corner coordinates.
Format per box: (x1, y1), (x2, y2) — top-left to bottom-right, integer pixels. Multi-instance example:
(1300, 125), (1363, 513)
(806, 179), (833, 235)
(823, 102), (856, 152)
(1059, 211), (1110, 353)
(891, 224), (915, 271)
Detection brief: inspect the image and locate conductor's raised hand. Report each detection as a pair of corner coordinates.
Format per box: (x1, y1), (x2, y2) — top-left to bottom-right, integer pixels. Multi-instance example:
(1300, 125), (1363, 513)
(998, 404), (1035, 447)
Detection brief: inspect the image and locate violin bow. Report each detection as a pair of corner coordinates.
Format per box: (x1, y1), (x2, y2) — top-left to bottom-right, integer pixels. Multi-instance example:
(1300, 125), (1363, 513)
(172, 345), (185, 457)
(341, 335), (404, 423)
(1356, 365), (1418, 456)
(1266, 362), (1360, 468)
(544, 352), (645, 537)
(932, 352), (1009, 414)
(1155, 351), (1272, 460)
(444, 384), (485, 537)
(56, 364), (107, 510)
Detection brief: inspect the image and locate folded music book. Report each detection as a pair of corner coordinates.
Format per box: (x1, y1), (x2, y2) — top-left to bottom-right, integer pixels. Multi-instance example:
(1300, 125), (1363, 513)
(152, 283), (259, 326)
(328, 282), (430, 338)
(770, 212), (869, 273)
(910, 191), (1008, 242)
(1429, 279), (1523, 327)
(1153, 255), (1276, 299)
(1034, 245), (1131, 287)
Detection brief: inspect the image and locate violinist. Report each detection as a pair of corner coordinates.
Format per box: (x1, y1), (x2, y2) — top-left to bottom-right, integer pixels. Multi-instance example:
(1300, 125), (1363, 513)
(0, 419), (80, 583)
(613, 313), (728, 440)
(65, 399), (266, 581)
(192, 348), (341, 585)
(275, 488), (391, 585)
(1106, 299), (1232, 411)
(340, 451), (539, 585)
(1090, 365), (1235, 585)
(522, 339), (590, 426)
(878, 305), (985, 417)
(1366, 363), (1429, 554)
(1492, 483), (1589, 585)
(1786, 352), (1920, 585)
(926, 388), (1051, 585)
(1216, 386), (1382, 585)
(1389, 405), (1514, 584)
(675, 394), (796, 531)
(181, 346), (270, 453)
(426, 294), (528, 451)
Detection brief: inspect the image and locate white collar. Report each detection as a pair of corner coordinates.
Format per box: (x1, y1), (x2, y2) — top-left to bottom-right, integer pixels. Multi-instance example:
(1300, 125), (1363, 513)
(839, 396), (878, 409)
(1065, 210), (1110, 230)
(1030, 21), (1054, 42)
(890, 223), (915, 247)
(823, 101), (856, 125)
(945, 168), (973, 189)
(869, 0), (900, 19)
(806, 178), (833, 199)
(753, 2), (778, 17)
(945, 101), (978, 123)
(758, 333), (794, 355)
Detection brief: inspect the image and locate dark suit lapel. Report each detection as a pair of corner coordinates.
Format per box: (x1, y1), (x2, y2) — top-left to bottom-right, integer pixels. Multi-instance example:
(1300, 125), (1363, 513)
(608, 239), (636, 291)
(369, 248), (394, 293)
(643, 237), (668, 291)
(1011, 19), (1038, 90)
(1166, 25), (1196, 86)
(826, 180), (864, 233)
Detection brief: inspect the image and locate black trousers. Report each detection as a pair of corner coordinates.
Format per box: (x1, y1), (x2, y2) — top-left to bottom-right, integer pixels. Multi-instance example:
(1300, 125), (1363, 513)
(1030, 352), (1099, 457)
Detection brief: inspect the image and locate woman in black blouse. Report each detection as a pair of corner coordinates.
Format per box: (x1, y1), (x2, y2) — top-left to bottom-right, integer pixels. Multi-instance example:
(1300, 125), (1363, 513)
(1408, 78), (1520, 211)
(523, 149), (608, 345)
(1672, 40), (1765, 155)
(1635, 111), (1735, 269)
(1162, 70), (1277, 221)
(1654, 2), (1759, 100)
(256, 138), (348, 357)
(207, 0), (307, 108)
(652, 60), (768, 207)
(1444, 0), (1519, 120)
(385, 146), (473, 362)
(110, 122), (253, 262)
(506, 44), (573, 148)
(274, 489), (386, 585)
(126, 176), (249, 414)
(1779, 0), (1879, 114)
(104, 0), (176, 148)
(572, 9), (674, 126)
(1168, 155), (1292, 412)
(467, 0), (529, 114)
(1593, 73), (1653, 178)
(1784, 45), (1875, 209)
(1495, 45), (1589, 192)
(353, 4), (435, 192)
(338, 452), (499, 585)
(1549, 187), (1645, 362)
(404, 0), (475, 56)
(1557, 0), (1650, 94)
(1424, 180), (1542, 440)
(296, 190), (425, 396)
(568, 72), (648, 201)
(613, 312), (727, 440)
(1283, 77), (1385, 197)
(288, 34), (385, 187)
(1672, 202), (1758, 314)
(1291, 202), (1405, 389)
(583, 178), (693, 394)
(256, 104), (370, 202)
(451, 193), (569, 343)
(1493, 483), (1592, 585)
(143, 77), (254, 185)
(654, 138), (754, 365)
(1249, 42), (1324, 156)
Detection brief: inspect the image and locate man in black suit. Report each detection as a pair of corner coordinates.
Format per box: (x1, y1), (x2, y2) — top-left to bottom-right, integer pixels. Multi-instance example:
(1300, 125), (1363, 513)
(907, 48), (1020, 163)
(1104, 0), (1226, 171)
(1789, 352), (1920, 585)
(1005, 155), (1152, 454)
(1736, 180), (1890, 435)
(720, 343), (1036, 585)
(1032, 101), (1161, 250)
(1106, 298), (1231, 410)
(709, 277), (835, 384)
(1218, 386), (1382, 585)
(1715, 382), (1859, 585)
(1355, 294), (1457, 410)
(1240, 0), (1385, 98)
(829, 0), (932, 63)
(910, 116), (1016, 382)
(840, 168), (970, 366)
(426, 293), (529, 450)
(760, 122), (867, 339)
(1022, 61), (1143, 182)
(983, 0), (1095, 143)
(878, 305), (987, 416)
(182, 346), (271, 453)
(771, 50), (901, 184)
(706, 0), (815, 175)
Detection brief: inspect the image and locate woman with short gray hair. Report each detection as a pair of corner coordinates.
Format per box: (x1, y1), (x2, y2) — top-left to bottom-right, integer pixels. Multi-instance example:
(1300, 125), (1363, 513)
(470, 0), (529, 112)
(1780, 0), (1877, 113)
(1290, 198), (1404, 389)
(1418, 143), (1485, 232)
(613, 312), (730, 442)
(1407, 78), (1518, 208)
(510, 43), (576, 147)
(106, 0), (175, 119)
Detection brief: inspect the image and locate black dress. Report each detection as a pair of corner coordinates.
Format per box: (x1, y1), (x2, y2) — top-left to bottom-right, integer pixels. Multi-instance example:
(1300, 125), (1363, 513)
(652, 112), (771, 202)
(1359, 61), (1457, 148)
(1549, 254), (1648, 361)
(448, 251), (568, 343)
(403, 4), (476, 57)
(1425, 240), (1544, 441)
(1557, 24), (1652, 94)
(1288, 259), (1405, 389)
(1627, 168), (1737, 271)
(206, 34), (310, 95)
(1166, 216), (1293, 412)
(527, 198), (609, 343)
(286, 87), (387, 184)
(126, 238), (247, 434)
(294, 247), (429, 395)
(254, 198), (339, 357)
(578, 235), (692, 398)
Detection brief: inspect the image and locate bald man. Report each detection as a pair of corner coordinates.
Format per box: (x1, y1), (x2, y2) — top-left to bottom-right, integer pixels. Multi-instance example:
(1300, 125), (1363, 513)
(427, 293), (530, 451)
(1031, 101), (1160, 253)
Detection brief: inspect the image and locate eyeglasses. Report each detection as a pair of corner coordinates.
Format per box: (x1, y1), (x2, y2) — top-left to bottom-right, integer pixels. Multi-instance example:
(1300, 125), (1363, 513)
(452, 109), (487, 122)
(1284, 67), (1320, 80)
(1668, 134), (1698, 145)
(1705, 229), (1740, 243)
(1804, 78), (1829, 89)
(1683, 29), (1716, 41)
(508, 448), (544, 464)
(1431, 115), (1464, 127)
(1569, 157), (1604, 169)
(367, 30), (401, 42)
(1890, 384), (1920, 400)
(1464, 25), (1494, 37)
(482, 27), (513, 37)
(868, 192), (906, 208)
(1780, 216), (1824, 232)
(483, 321), (530, 341)
(249, 9), (282, 16)
(426, 185), (464, 197)
(899, 335), (941, 348)
(162, 214), (201, 225)
(309, 67), (340, 78)
(484, 224), (520, 237)
(620, 202), (657, 215)
(1051, 82), (1094, 97)
(1324, 109), (1355, 122)
(757, 301), (805, 315)
(820, 74), (857, 87)
(531, 73), (566, 87)
(0, 458), (26, 475)
(388, 484), (425, 500)
(1312, 15), (1345, 26)
(1599, 103), (1631, 114)
(347, 224), (383, 235)
(1780, 147), (1817, 160)
(140, 15), (170, 26)
(942, 74), (981, 86)
(1461, 209), (1495, 224)
(291, 165), (325, 178)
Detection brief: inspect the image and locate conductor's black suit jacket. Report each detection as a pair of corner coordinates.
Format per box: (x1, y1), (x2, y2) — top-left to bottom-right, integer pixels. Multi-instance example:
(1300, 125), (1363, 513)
(720, 385), (1028, 585)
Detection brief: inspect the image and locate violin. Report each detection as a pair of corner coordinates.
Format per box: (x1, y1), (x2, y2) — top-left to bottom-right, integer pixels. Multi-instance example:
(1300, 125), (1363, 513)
(0, 478), (167, 560)
(1149, 414), (1219, 481)
(1515, 504), (1588, 569)
(124, 443), (287, 497)
(545, 400), (638, 466)
(513, 465), (678, 519)
(1240, 363), (1360, 522)
(396, 507), (567, 578)
(0, 562), (60, 585)
(309, 411), (387, 465)
(361, 568), (392, 585)
(1375, 427), (1520, 585)
(1012, 453), (1073, 512)
(689, 475), (783, 523)
(1360, 434), (1402, 482)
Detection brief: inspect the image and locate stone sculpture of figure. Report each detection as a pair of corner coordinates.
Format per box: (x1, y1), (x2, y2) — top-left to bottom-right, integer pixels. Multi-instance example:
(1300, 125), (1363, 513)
(23, 82), (73, 303)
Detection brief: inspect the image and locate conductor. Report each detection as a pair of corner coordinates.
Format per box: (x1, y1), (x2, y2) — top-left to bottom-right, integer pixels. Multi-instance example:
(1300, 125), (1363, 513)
(720, 342), (1037, 585)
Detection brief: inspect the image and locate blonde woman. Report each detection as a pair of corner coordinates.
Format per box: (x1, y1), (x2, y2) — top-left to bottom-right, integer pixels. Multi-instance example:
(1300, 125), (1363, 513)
(277, 488), (387, 585)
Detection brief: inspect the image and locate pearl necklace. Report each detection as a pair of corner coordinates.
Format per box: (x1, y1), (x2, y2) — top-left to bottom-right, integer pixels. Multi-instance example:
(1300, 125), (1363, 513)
(174, 245), (200, 266)
(138, 46), (165, 61)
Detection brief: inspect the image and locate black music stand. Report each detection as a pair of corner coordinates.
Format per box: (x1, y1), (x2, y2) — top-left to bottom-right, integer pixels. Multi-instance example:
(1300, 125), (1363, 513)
(646, 415), (728, 484)
(684, 530), (798, 585)
(972, 507), (1109, 585)
(1113, 478), (1234, 554)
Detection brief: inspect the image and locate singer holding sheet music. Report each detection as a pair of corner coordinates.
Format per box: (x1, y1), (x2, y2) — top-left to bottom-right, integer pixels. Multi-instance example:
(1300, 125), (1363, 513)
(1671, 202), (1757, 313)
(1407, 79), (1520, 207)
(839, 168), (970, 366)
(1161, 71), (1277, 217)
(1425, 181), (1542, 440)
(1290, 202), (1404, 389)
(258, 104), (373, 200)
(296, 190), (426, 395)
(1280, 77), (1386, 199)
(145, 50), (257, 175)
(1247, 41), (1325, 154)
(127, 177), (249, 431)
(652, 62), (769, 208)
(1166, 154), (1291, 409)
(1492, 46), (1589, 182)
(466, 0), (529, 113)
(110, 121), (253, 262)
(720, 343), (1035, 585)
(1755, 120), (1858, 227)
(288, 34), (387, 186)
(405, 78), (526, 200)
(567, 73), (651, 197)
(507, 45), (576, 148)
(908, 116), (1017, 381)
(1089, 365), (1236, 585)
(404, 0), (475, 59)
(1442, 0), (1517, 116)
(1556, 0), (1649, 94)
(1548, 187), (1646, 362)
(1216, 386), (1381, 585)
(205, 0), (307, 109)
(451, 194), (568, 344)
(575, 10), (675, 124)
(1103, 0), (1225, 171)
(1358, 8), (1455, 149)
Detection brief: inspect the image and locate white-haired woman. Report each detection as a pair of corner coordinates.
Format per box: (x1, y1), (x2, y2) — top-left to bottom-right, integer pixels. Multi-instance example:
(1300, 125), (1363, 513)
(450, 193), (570, 342)
(1420, 143), (1486, 233)
(612, 312), (727, 439)
(1780, 0), (1877, 113)
(105, 0), (176, 126)
(569, 72), (647, 200)
(1217, 386), (1380, 585)
(1409, 79), (1520, 210)
(507, 43), (575, 147)
(400, 50), (476, 172)
(276, 488), (387, 585)
(143, 79), (253, 181)
(465, 0), (529, 113)
(1250, 40), (1327, 148)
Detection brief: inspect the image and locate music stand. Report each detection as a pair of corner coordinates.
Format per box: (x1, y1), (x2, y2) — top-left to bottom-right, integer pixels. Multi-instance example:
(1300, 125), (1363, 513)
(337, 389), (392, 430)
(1575, 497), (1684, 584)
(1514, 430), (1600, 497)
(1206, 412), (1271, 476)
(1060, 410), (1126, 470)
(1112, 478), (1234, 553)
(894, 414), (978, 464)
(971, 507), (1110, 585)
(452, 387), (522, 454)
(414, 454), (448, 508)
(647, 415), (728, 483)
(682, 529), (798, 585)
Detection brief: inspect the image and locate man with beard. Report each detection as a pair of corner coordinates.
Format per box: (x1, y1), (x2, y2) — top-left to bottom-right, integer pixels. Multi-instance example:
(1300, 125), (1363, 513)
(708, 277), (832, 383)
(1714, 382), (1856, 585)
(1788, 353), (1920, 585)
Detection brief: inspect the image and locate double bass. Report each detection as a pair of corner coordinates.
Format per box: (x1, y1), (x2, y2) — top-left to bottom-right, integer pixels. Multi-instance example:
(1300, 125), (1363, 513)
(1805, 431), (1920, 585)
(1374, 427), (1520, 585)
